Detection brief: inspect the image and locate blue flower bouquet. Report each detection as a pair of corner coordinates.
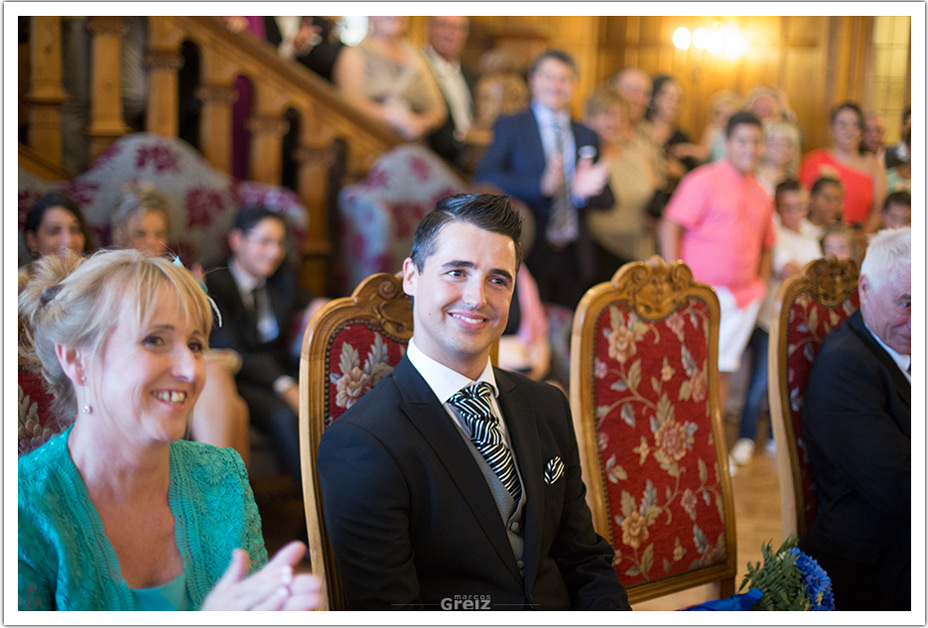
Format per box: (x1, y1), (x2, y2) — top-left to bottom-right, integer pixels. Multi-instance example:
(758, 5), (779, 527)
(739, 535), (834, 610)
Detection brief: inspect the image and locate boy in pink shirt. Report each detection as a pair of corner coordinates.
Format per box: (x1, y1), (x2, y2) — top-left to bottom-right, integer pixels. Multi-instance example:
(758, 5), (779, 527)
(658, 111), (775, 412)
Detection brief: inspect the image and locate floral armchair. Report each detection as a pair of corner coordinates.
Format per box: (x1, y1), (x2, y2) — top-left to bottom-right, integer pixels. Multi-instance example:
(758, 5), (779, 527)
(569, 256), (737, 604)
(767, 257), (859, 540)
(298, 272), (414, 610)
(18, 133), (308, 267)
(18, 360), (64, 457)
(337, 144), (465, 294)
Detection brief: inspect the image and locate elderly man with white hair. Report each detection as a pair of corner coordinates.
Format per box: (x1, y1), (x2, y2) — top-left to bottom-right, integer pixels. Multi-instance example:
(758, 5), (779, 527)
(799, 227), (911, 610)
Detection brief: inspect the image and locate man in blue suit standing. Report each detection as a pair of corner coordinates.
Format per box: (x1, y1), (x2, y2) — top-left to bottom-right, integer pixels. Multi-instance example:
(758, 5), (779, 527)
(476, 50), (613, 309)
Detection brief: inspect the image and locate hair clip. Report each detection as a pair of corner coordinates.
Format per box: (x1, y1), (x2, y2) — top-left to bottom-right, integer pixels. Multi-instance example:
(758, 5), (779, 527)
(40, 284), (63, 306)
(173, 256), (223, 328)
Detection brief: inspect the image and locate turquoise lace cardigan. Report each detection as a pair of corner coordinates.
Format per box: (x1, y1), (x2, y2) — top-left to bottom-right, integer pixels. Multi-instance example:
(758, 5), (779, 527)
(18, 427), (268, 610)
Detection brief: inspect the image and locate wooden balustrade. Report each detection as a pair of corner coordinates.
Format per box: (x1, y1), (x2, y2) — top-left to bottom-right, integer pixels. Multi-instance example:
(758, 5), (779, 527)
(19, 15), (403, 297)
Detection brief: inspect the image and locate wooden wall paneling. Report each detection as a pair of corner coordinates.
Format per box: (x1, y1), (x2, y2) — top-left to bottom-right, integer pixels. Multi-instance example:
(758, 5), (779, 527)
(25, 16), (66, 163)
(86, 17), (131, 162)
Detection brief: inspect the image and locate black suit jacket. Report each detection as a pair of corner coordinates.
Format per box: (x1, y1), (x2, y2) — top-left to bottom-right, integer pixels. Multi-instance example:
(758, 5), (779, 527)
(317, 356), (629, 610)
(426, 62), (480, 164)
(799, 310), (911, 609)
(205, 262), (311, 388)
(475, 109), (614, 287)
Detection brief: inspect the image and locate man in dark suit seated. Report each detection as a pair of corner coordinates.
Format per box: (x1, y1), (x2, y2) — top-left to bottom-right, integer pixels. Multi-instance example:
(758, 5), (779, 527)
(206, 206), (324, 489)
(423, 16), (479, 166)
(799, 227), (911, 610)
(317, 193), (630, 610)
(475, 50), (613, 309)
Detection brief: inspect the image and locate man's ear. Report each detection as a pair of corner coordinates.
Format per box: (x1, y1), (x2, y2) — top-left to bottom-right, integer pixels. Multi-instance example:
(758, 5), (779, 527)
(55, 344), (86, 386)
(858, 274), (870, 300)
(228, 228), (243, 255)
(402, 257), (418, 297)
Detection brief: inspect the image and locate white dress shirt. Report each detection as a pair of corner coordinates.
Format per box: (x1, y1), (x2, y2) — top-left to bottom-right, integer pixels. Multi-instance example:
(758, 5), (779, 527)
(423, 46), (473, 138)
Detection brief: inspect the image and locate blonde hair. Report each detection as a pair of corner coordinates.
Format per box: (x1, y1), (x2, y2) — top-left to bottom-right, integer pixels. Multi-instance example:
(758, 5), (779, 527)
(18, 249), (212, 421)
(110, 181), (172, 246)
(584, 86), (630, 120)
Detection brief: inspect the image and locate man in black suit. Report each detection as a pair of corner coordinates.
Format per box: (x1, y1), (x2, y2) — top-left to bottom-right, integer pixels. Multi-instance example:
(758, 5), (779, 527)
(475, 50), (613, 309)
(317, 194), (630, 610)
(206, 206), (323, 488)
(800, 227), (911, 610)
(423, 16), (479, 165)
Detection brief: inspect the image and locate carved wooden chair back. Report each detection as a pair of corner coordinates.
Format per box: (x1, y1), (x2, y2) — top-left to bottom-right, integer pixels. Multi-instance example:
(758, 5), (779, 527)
(767, 256), (859, 539)
(299, 272), (413, 610)
(569, 256), (736, 605)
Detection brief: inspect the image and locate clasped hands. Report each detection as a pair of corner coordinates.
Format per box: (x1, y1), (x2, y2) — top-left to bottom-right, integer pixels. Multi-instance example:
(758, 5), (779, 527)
(540, 154), (609, 199)
(202, 541), (322, 611)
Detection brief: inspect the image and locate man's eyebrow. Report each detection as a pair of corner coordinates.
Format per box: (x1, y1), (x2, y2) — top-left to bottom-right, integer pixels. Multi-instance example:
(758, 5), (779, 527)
(441, 260), (476, 270)
(490, 268), (514, 282)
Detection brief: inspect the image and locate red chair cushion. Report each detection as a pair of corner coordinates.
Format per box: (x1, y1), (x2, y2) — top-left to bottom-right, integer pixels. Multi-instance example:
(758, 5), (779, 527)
(785, 291), (859, 528)
(325, 322), (409, 427)
(593, 298), (729, 586)
(18, 367), (65, 456)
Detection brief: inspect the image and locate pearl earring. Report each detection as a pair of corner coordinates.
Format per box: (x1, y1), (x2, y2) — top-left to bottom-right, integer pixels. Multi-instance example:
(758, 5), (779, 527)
(80, 404), (92, 414)
(80, 375), (86, 384)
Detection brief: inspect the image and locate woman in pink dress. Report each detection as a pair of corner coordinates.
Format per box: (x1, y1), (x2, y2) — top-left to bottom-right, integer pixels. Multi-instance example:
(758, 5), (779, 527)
(799, 101), (886, 232)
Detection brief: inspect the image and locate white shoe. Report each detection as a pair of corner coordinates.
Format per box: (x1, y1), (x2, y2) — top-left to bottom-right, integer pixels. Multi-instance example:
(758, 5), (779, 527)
(764, 439), (776, 457)
(728, 455), (737, 478)
(730, 438), (755, 466)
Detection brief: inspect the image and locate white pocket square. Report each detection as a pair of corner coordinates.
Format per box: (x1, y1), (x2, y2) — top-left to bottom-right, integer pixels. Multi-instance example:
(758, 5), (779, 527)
(544, 456), (565, 485)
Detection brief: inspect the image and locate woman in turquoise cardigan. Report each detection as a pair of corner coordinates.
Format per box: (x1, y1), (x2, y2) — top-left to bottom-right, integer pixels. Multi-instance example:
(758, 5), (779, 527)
(18, 250), (320, 611)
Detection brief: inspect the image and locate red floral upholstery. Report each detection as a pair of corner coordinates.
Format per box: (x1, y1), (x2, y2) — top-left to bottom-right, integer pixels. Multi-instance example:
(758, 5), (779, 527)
(18, 366), (65, 457)
(571, 257), (736, 604)
(18, 133), (308, 267)
(783, 289), (859, 529)
(324, 323), (409, 427)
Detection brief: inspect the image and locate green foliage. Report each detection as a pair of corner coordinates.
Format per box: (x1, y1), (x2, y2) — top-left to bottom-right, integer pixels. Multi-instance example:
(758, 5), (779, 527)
(738, 536), (811, 611)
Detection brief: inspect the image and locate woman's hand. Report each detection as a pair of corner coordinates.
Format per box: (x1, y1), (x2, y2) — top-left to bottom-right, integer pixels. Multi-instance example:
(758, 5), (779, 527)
(202, 541), (322, 611)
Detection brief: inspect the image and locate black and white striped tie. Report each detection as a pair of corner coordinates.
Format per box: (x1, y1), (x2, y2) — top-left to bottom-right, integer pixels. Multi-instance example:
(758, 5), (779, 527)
(448, 383), (522, 503)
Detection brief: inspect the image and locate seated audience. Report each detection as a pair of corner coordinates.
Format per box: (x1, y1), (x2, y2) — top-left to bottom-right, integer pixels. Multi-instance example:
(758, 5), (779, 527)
(205, 207), (326, 490)
(880, 190), (911, 230)
(799, 101), (887, 232)
(21, 192), (95, 275)
(317, 193), (631, 610)
(755, 119), (801, 197)
(110, 182), (251, 465)
(697, 90), (741, 163)
(861, 111), (886, 163)
(422, 16), (479, 165)
(806, 176), (845, 238)
(658, 111), (775, 412)
(476, 49), (612, 309)
(18, 250), (320, 610)
(333, 16), (447, 141)
(731, 180), (822, 465)
(583, 87), (662, 282)
(799, 227), (911, 610)
(820, 223), (857, 262)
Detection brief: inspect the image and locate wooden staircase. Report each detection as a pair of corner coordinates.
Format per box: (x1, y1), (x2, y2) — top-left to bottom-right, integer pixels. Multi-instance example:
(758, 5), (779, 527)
(19, 16), (405, 297)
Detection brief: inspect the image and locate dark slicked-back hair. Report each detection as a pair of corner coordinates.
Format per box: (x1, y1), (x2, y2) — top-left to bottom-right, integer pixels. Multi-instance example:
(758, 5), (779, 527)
(725, 110), (762, 138)
(810, 176), (843, 197)
(233, 205), (287, 235)
(409, 193), (523, 272)
(528, 49), (578, 77)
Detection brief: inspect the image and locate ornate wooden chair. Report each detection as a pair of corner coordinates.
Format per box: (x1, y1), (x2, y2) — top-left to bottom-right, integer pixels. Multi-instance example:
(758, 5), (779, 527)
(18, 361), (65, 457)
(569, 256), (736, 605)
(298, 272), (413, 610)
(767, 256), (859, 540)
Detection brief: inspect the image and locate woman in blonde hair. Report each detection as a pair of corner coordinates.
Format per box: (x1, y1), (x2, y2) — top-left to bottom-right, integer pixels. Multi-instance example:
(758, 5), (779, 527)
(109, 182), (251, 465)
(18, 250), (320, 610)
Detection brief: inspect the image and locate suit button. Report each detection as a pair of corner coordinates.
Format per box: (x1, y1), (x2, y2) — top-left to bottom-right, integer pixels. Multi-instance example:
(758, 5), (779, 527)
(517, 559), (525, 570)
(509, 521), (520, 533)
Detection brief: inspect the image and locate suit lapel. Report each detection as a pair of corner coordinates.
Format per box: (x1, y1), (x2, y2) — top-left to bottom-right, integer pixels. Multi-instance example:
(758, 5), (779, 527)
(392, 358), (523, 582)
(848, 312), (912, 417)
(524, 110), (549, 174)
(494, 369), (545, 594)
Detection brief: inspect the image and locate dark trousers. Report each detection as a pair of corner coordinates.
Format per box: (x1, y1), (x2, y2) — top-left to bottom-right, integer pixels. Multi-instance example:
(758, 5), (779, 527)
(237, 381), (302, 490)
(737, 327), (772, 442)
